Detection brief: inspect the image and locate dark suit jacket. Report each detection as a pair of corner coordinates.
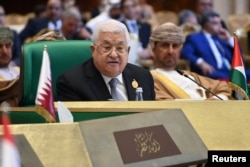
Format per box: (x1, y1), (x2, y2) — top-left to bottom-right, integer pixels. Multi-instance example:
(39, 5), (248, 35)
(121, 20), (151, 49)
(181, 31), (233, 80)
(19, 18), (49, 44)
(12, 30), (21, 66)
(56, 58), (155, 101)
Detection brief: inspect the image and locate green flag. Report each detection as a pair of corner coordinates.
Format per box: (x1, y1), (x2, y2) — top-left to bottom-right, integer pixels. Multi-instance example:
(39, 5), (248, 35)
(229, 37), (249, 100)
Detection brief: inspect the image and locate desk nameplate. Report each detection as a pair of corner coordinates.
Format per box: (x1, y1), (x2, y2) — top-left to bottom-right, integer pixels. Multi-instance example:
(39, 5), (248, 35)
(79, 109), (207, 167)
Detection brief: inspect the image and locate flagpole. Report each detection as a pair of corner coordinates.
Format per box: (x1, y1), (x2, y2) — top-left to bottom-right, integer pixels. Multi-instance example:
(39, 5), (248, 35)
(35, 45), (56, 123)
(229, 33), (250, 100)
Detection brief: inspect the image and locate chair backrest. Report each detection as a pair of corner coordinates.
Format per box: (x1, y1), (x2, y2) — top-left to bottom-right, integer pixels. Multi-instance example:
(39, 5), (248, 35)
(155, 10), (178, 25)
(19, 40), (92, 106)
(227, 14), (250, 34)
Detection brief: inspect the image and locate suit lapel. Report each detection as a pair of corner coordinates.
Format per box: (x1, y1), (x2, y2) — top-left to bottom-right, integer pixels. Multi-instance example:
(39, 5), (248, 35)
(200, 32), (217, 60)
(84, 59), (112, 100)
(122, 66), (136, 100)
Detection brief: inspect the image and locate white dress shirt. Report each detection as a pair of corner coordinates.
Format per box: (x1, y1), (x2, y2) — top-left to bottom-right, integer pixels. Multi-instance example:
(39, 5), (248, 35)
(0, 65), (20, 81)
(48, 20), (62, 30)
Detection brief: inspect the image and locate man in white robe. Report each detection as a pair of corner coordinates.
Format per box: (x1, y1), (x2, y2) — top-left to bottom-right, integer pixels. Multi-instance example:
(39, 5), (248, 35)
(0, 27), (20, 106)
(149, 22), (231, 100)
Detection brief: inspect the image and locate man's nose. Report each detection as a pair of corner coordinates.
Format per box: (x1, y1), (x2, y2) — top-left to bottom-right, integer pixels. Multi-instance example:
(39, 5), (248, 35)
(110, 48), (118, 58)
(166, 45), (174, 53)
(1, 46), (8, 53)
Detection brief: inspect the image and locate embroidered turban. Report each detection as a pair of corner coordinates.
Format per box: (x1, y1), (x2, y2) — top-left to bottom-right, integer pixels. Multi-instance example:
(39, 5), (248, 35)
(150, 22), (184, 44)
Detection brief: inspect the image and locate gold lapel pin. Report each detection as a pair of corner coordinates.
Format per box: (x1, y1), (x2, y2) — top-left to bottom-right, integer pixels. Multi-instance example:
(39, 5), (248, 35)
(132, 79), (138, 89)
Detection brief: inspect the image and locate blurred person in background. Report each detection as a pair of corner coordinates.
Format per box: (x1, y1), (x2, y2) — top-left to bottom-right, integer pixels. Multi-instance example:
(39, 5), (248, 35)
(86, 0), (122, 33)
(196, 0), (227, 29)
(61, 8), (91, 40)
(149, 22), (231, 100)
(34, 3), (47, 19)
(0, 5), (21, 66)
(20, 0), (64, 44)
(120, 0), (152, 66)
(0, 27), (20, 106)
(181, 11), (233, 80)
(137, 0), (155, 23)
(91, 0), (107, 18)
(178, 9), (201, 39)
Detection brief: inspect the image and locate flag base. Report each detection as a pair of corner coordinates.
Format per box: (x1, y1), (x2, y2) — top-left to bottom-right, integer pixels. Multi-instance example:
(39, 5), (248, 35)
(229, 82), (249, 100)
(35, 105), (56, 123)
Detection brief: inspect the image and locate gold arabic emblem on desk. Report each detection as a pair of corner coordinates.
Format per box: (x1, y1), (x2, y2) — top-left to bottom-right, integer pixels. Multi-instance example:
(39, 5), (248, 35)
(134, 131), (161, 157)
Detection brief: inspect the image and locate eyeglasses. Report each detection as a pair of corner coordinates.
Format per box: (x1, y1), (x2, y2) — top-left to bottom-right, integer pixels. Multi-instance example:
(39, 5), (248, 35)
(94, 43), (128, 55)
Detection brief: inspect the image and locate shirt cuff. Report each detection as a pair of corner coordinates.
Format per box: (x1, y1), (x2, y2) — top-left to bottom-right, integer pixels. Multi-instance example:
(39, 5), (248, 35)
(228, 37), (234, 47)
(196, 58), (204, 65)
(213, 94), (229, 100)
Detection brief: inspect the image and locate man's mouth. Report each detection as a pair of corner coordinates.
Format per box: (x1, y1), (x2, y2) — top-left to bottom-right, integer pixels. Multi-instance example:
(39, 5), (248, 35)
(108, 60), (119, 64)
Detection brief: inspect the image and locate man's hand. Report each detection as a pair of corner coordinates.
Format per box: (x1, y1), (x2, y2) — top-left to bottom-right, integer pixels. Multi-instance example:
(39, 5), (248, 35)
(198, 61), (214, 75)
(218, 27), (231, 41)
(207, 96), (219, 100)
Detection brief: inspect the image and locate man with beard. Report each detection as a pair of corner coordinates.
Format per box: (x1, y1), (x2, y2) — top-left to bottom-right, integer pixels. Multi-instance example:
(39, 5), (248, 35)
(0, 27), (20, 106)
(149, 22), (231, 100)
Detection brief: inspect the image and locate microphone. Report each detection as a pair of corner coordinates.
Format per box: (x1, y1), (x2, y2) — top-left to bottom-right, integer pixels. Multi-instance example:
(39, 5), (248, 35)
(176, 69), (223, 100)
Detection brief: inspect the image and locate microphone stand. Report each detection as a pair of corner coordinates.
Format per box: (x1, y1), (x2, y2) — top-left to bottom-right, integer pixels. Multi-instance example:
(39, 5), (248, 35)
(176, 69), (224, 100)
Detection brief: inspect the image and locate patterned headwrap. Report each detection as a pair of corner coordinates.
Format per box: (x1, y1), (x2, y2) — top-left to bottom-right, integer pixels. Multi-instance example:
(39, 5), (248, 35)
(0, 27), (14, 42)
(150, 22), (184, 44)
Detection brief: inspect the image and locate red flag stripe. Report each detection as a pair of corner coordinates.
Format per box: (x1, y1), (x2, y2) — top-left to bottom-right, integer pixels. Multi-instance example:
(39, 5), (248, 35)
(232, 37), (244, 67)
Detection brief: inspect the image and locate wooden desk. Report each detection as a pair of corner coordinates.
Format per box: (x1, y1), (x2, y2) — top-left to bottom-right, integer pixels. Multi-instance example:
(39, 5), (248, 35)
(1, 101), (250, 166)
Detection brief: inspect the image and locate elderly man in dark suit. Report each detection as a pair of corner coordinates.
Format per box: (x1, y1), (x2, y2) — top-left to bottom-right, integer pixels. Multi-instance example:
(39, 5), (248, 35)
(56, 19), (155, 101)
(19, 0), (64, 44)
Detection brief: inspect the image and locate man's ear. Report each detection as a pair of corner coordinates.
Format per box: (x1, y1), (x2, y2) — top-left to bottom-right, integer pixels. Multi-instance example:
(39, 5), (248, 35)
(90, 45), (95, 52)
(127, 46), (130, 53)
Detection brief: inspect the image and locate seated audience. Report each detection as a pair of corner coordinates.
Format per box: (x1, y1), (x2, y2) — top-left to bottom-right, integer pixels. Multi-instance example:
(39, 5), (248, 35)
(60, 8), (91, 40)
(178, 10), (201, 40)
(34, 3), (47, 19)
(62, 0), (75, 10)
(35, 30), (66, 41)
(0, 27), (20, 106)
(195, 0), (228, 29)
(86, 0), (122, 33)
(25, 8), (91, 42)
(19, 0), (64, 44)
(137, 0), (156, 24)
(149, 22), (231, 100)
(57, 19), (155, 101)
(120, 0), (152, 65)
(91, 0), (106, 19)
(181, 11), (234, 80)
(0, 5), (22, 66)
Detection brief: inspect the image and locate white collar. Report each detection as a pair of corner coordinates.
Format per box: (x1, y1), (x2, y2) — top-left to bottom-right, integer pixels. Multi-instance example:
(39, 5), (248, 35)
(102, 73), (123, 85)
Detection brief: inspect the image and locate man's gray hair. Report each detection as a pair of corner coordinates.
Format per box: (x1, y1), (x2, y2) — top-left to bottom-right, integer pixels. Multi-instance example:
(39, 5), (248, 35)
(62, 8), (82, 22)
(92, 19), (129, 44)
(178, 10), (196, 25)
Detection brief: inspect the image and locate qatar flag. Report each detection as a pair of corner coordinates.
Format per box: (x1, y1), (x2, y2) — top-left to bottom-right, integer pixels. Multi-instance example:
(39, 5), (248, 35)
(1, 102), (21, 167)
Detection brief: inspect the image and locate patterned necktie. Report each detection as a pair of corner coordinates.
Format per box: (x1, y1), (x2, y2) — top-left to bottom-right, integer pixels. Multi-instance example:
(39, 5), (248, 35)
(109, 78), (122, 101)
